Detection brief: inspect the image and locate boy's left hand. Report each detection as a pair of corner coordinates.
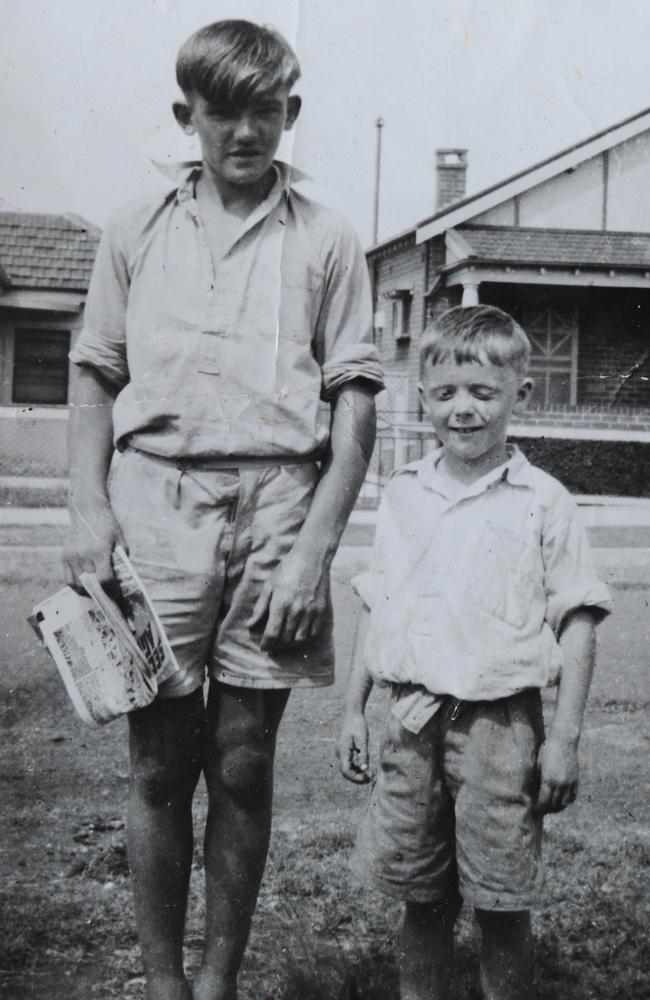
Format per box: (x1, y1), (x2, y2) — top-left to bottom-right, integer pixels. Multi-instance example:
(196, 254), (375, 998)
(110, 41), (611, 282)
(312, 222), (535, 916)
(248, 550), (330, 650)
(535, 736), (580, 814)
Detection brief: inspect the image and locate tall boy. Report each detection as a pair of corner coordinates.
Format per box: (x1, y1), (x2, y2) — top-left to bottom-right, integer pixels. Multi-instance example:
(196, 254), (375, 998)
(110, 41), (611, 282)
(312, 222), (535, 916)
(63, 20), (382, 1000)
(339, 305), (611, 1000)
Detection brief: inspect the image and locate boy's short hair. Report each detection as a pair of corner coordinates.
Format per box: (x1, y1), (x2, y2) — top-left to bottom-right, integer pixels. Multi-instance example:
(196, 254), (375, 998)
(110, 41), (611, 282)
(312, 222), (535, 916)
(420, 305), (531, 377)
(176, 20), (301, 108)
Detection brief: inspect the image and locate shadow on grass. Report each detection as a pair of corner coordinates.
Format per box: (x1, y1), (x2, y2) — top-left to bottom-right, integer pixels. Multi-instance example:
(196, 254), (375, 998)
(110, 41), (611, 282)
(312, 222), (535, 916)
(273, 903), (486, 1000)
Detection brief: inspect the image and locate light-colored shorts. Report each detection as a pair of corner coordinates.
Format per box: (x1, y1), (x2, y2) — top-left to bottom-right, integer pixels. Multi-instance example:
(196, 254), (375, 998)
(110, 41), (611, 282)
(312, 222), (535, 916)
(353, 689), (545, 910)
(108, 447), (334, 697)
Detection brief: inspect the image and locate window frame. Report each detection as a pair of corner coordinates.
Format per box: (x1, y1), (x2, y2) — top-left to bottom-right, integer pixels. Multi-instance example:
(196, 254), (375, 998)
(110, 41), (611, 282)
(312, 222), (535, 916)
(8, 322), (72, 407)
(523, 305), (579, 408)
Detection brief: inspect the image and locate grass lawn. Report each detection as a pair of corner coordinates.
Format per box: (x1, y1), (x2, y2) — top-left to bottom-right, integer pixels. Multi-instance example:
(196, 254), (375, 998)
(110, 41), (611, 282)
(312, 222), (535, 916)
(0, 548), (649, 999)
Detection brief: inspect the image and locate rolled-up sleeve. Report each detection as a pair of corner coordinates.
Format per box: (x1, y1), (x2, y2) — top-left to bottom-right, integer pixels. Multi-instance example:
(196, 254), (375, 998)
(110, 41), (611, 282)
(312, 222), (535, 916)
(315, 218), (384, 400)
(69, 207), (131, 388)
(543, 495), (613, 632)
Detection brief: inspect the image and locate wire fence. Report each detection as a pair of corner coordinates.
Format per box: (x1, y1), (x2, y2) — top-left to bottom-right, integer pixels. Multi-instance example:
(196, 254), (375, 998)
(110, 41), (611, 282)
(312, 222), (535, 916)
(0, 406), (69, 478)
(0, 404), (438, 512)
(359, 421), (437, 506)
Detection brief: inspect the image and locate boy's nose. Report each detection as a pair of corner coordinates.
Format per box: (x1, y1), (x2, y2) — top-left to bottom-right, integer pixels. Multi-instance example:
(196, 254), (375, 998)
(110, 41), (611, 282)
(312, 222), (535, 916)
(451, 392), (476, 416)
(234, 115), (257, 140)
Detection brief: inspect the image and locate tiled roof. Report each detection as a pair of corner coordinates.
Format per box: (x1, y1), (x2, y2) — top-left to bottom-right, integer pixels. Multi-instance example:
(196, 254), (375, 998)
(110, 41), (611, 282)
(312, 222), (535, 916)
(456, 225), (650, 269)
(0, 212), (101, 292)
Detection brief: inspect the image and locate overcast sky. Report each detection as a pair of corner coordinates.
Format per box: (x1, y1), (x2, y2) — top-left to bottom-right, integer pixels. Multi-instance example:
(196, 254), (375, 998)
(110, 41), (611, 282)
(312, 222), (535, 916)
(2, 0), (650, 245)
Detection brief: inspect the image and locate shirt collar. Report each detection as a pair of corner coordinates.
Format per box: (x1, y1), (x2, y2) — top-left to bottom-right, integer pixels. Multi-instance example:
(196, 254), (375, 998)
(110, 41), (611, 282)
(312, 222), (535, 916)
(152, 159), (309, 203)
(415, 443), (534, 500)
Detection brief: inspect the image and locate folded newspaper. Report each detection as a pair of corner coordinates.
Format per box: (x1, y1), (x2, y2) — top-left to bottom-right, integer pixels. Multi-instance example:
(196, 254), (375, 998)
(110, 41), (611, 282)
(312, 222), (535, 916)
(29, 546), (181, 727)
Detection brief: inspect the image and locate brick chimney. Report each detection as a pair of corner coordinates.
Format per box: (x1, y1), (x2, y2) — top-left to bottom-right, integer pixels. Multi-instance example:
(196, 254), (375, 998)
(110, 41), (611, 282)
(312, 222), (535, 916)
(436, 149), (468, 210)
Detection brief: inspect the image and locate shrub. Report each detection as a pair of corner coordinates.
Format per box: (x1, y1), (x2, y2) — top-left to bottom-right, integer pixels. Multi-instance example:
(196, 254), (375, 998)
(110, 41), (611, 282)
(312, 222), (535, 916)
(512, 438), (650, 497)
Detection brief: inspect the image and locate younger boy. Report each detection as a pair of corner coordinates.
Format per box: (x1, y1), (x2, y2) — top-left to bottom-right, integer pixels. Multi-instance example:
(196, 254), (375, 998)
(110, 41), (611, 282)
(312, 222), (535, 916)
(63, 20), (382, 1000)
(339, 305), (611, 1000)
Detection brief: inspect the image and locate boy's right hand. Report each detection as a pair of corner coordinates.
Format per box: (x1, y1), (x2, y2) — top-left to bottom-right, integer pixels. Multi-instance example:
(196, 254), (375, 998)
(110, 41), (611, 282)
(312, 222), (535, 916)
(338, 710), (372, 784)
(62, 502), (125, 589)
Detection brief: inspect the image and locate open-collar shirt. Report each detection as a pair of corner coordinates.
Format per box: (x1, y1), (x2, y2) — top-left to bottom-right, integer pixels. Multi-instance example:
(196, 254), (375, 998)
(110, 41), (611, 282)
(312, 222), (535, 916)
(354, 446), (612, 730)
(70, 161), (383, 459)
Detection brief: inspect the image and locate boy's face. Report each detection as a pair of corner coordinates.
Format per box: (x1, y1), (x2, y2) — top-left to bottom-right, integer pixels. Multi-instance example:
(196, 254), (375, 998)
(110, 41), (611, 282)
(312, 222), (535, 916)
(173, 86), (300, 189)
(419, 357), (532, 473)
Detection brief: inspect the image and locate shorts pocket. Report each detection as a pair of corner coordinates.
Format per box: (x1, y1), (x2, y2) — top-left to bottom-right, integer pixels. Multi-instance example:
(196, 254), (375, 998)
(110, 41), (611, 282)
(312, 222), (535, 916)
(468, 521), (542, 628)
(506, 690), (545, 798)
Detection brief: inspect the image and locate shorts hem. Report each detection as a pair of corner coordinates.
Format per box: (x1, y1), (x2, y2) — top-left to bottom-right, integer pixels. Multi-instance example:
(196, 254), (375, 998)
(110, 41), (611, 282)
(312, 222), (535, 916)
(211, 667), (334, 690)
(156, 677), (206, 700)
(351, 856), (458, 904)
(460, 886), (544, 912)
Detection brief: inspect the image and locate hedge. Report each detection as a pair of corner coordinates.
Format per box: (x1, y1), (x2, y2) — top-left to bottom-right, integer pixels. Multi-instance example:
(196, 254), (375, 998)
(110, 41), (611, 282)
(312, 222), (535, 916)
(512, 437), (650, 497)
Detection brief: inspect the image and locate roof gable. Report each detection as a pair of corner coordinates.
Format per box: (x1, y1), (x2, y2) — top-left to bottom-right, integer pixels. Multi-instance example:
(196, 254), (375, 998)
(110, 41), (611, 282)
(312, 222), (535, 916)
(413, 105), (650, 245)
(0, 211), (101, 292)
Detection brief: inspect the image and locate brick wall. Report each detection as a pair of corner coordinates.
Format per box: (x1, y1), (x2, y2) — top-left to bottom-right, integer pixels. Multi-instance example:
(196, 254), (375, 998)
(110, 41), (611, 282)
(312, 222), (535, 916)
(512, 404), (650, 434)
(578, 289), (650, 409)
(370, 235), (427, 417)
(435, 150), (468, 210)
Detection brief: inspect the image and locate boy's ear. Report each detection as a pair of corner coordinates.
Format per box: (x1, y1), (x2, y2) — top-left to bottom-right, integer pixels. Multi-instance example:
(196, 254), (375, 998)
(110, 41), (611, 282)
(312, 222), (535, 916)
(513, 377), (534, 414)
(284, 94), (302, 130)
(173, 100), (195, 135)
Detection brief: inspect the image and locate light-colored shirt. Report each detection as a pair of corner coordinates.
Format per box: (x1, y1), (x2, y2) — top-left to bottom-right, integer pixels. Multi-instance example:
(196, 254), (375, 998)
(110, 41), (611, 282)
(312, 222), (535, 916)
(354, 446), (612, 728)
(70, 161), (384, 460)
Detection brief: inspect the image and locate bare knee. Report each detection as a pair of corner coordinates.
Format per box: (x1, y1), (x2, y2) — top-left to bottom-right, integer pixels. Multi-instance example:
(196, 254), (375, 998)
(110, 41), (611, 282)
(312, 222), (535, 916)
(209, 738), (274, 807)
(128, 690), (204, 808)
(130, 752), (198, 809)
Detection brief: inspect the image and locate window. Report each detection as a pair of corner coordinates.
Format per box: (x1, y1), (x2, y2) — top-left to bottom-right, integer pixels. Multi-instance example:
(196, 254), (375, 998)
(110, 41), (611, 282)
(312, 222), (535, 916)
(12, 328), (71, 405)
(388, 291), (412, 341)
(525, 307), (578, 407)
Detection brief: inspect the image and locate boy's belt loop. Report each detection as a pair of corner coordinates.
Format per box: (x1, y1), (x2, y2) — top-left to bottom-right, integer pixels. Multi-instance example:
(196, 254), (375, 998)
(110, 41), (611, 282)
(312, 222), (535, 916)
(449, 699), (463, 722)
(174, 465), (188, 510)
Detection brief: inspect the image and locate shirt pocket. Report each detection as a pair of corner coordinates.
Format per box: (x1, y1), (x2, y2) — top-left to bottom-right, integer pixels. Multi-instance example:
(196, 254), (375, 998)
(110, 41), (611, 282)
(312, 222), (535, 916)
(278, 254), (325, 336)
(468, 520), (543, 629)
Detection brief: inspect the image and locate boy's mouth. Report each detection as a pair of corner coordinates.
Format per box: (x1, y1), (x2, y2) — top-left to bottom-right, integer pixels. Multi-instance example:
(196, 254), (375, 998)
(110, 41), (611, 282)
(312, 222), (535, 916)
(449, 426), (482, 435)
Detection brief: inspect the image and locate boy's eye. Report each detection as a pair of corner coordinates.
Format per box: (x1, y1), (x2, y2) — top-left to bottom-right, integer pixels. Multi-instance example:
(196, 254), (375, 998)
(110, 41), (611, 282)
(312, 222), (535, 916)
(206, 106), (232, 120)
(472, 388), (496, 400)
(434, 388), (455, 401)
(255, 104), (282, 118)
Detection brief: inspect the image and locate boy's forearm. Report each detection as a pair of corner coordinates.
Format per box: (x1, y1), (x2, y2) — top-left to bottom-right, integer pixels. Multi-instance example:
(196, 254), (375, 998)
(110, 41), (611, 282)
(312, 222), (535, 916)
(290, 381), (376, 567)
(346, 658), (374, 714)
(344, 607), (374, 712)
(550, 607), (599, 746)
(68, 364), (118, 516)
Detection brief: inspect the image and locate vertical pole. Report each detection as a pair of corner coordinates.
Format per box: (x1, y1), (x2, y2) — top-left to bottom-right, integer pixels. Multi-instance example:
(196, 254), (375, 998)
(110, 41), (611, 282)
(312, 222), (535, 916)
(373, 116), (384, 245)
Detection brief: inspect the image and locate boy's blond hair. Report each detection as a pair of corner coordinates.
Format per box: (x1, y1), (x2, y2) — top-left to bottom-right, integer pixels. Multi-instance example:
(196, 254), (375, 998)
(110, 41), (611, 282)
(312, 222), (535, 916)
(176, 19), (301, 108)
(421, 305), (531, 378)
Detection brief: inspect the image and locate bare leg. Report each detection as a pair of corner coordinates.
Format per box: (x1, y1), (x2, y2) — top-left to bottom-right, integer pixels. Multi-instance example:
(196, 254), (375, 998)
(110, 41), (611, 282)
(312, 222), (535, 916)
(400, 898), (459, 1000)
(192, 683), (290, 1000)
(128, 689), (204, 1000)
(475, 909), (533, 1000)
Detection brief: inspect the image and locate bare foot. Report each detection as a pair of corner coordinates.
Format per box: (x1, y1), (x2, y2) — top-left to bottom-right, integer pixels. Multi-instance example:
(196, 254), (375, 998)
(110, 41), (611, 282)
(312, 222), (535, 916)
(191, 968), (237, 1000)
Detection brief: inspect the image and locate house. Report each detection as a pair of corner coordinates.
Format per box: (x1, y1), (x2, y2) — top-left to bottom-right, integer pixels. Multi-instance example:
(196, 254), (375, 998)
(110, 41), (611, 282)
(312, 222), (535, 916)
(0, 212), (100, 477)
(367, 107), (650, 485)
